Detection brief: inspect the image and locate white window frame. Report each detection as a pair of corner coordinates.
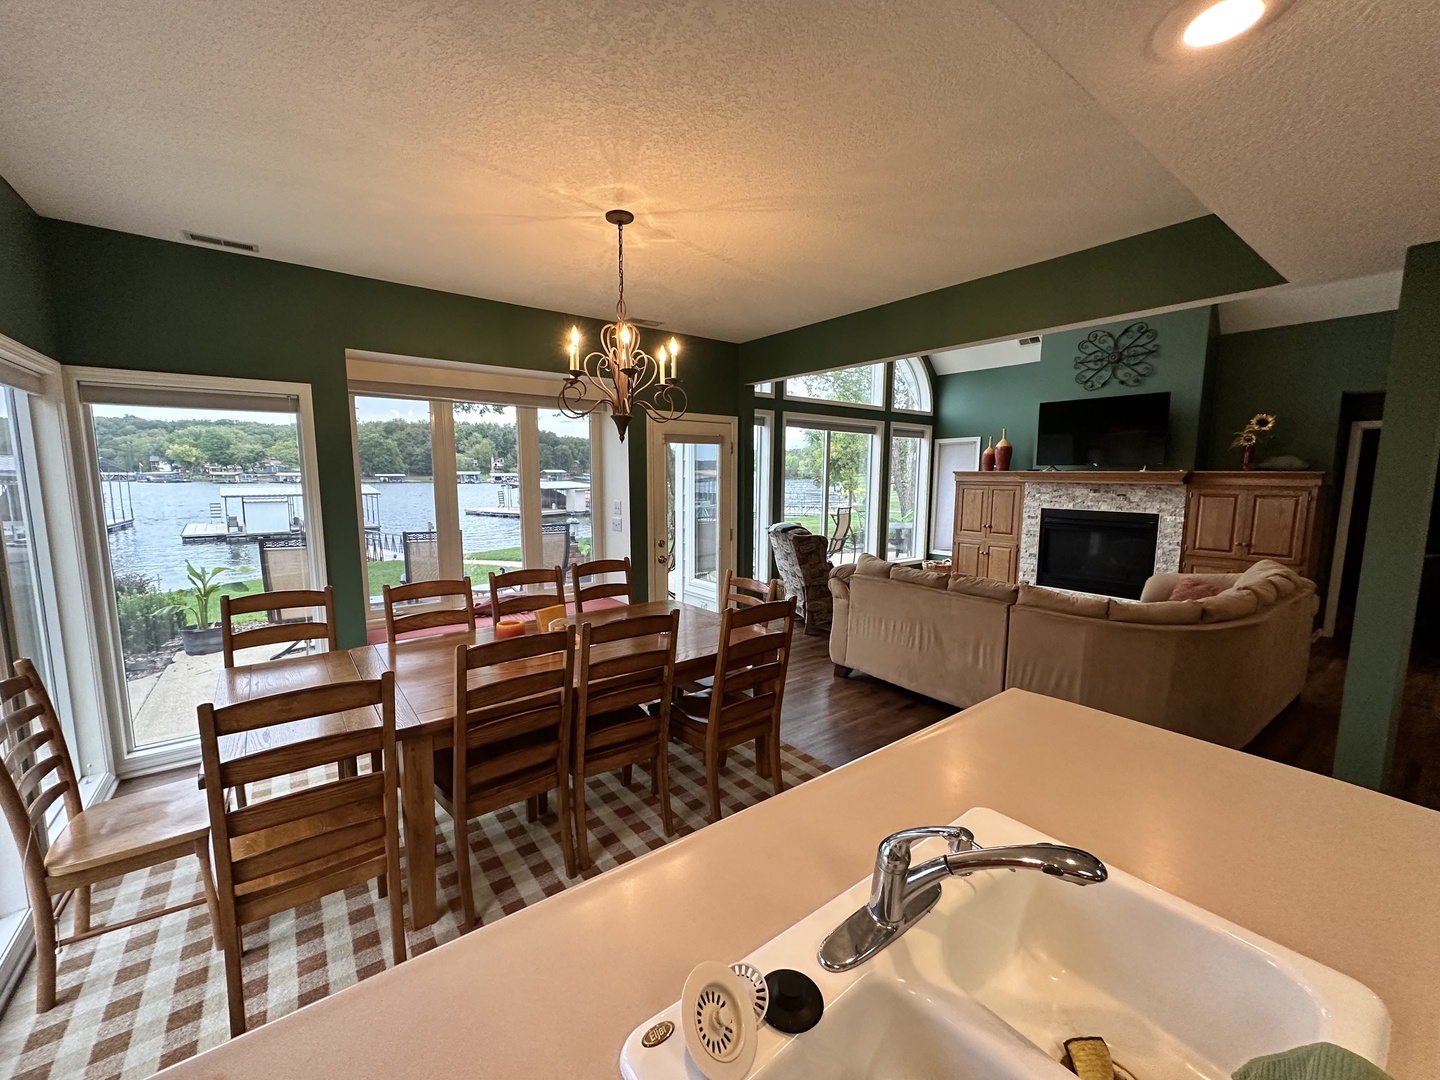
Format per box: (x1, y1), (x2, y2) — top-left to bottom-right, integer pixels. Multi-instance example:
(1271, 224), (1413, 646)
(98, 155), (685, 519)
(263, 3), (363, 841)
(64, 367), (326, 776)
(753, 409), (774, 578)
(891, 356), (933, 415)
(782, 362), (887, 411)
(887, 422), (932, 562)
(752, 382), (774, 397)
(781, 411), (885, 558)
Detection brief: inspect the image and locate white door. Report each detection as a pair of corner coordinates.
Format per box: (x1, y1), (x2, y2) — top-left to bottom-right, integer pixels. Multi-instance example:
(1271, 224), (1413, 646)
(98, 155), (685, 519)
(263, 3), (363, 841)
(648, 416), (736, 610)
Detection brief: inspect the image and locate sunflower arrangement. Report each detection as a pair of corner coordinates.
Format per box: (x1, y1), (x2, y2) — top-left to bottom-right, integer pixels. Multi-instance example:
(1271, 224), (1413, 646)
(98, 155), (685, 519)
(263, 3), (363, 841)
(1232, 412), (1277, 448)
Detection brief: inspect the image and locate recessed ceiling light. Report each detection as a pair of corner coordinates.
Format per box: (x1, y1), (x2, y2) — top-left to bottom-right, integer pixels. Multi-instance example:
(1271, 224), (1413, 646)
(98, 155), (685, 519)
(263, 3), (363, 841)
(1182, 0), (1266, 47)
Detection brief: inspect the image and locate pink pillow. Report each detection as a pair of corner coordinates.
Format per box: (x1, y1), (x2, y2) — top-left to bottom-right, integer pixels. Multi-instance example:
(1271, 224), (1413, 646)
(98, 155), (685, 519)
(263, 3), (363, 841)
(1169, 577), (1225, 602)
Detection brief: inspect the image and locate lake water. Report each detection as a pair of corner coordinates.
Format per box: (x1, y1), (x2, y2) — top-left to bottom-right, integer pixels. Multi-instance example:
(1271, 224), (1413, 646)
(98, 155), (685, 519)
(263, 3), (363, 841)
(105, 480), (592, 591)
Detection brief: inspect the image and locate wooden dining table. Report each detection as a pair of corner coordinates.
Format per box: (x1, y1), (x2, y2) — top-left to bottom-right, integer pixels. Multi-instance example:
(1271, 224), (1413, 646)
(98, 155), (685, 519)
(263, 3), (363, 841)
(211, 600), (743, 929)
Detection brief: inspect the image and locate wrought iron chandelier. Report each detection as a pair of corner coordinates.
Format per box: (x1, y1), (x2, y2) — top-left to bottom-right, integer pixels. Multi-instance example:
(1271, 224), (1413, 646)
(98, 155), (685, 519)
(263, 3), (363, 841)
(558, 209), (686, 442)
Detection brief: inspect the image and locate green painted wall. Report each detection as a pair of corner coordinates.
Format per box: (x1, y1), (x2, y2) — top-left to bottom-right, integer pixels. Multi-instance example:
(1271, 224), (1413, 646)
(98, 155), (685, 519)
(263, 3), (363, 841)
(0, 176), (56, 356)
(1205, 312), (1394, 473)
(737, 216), (1283, 384)
(934, 306), (1213, 470)
(41, 219), (740, 643)
(1336, 242), (1440, 790)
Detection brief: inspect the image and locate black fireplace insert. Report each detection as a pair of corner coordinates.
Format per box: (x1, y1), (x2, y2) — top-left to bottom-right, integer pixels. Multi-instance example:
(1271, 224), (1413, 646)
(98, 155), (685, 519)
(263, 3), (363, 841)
(1035, 508), (1159, 599)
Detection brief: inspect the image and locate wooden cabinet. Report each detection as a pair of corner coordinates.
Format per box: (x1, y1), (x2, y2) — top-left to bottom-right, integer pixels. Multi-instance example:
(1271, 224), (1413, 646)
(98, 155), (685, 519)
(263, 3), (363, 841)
(953, 479), (1023, 583)
(1181, 472), (1322, 577)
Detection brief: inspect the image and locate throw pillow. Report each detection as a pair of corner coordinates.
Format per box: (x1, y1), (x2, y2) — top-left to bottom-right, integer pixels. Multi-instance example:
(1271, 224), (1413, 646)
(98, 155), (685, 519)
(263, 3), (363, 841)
(855, 553), (893, 577)
(890, 565), (950, 589)
(1168, 577), (1225, 602)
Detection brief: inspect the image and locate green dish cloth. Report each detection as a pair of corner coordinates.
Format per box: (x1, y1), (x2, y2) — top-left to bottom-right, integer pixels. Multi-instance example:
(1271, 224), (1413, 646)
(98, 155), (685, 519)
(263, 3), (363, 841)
(1234, 1043), (1392, 1080)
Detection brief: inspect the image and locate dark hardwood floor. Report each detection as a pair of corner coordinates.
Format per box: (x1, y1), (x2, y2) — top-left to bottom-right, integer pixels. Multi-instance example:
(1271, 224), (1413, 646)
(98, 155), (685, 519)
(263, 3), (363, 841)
(122, 624), (1440, 812)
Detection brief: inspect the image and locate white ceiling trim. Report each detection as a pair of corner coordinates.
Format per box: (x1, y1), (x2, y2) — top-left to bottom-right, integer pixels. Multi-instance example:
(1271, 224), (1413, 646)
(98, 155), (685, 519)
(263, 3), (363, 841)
(1217, 272), (1402, 335)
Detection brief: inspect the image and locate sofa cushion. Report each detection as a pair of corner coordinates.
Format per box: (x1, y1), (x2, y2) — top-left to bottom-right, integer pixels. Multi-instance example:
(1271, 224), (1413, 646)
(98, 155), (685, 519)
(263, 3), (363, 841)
(890, 565), (950, 589)
(1016, 584), (1109, 619)
(1198, 588), (1261, 622)
(855, 553), (893, 578)
(1169, 577), (1226, 602)
(1233, 560), (1294, 605)
(947, 575), (1020, 604)
(1108, 598), (1204, 624)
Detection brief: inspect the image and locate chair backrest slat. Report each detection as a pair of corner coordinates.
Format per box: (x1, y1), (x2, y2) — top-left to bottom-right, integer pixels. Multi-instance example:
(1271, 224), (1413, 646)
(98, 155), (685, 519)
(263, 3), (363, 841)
(487, 567), (565, 619)
(383, 579), (476, 644)
(222, 586), (337, 668)
(227, 772), (385, 838)
(571, 558), (633, 612)
(0, 659), (82, 876)
(575, 610), (678, 755)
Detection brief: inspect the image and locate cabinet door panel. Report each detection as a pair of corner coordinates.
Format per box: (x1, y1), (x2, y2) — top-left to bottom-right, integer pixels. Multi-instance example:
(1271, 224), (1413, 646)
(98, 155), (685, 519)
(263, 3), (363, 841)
(955, 484), (987, 537)
(953, 540), (983, 577)
(987, 486), (1024, 542)
(1187, 490), (1243, 556)
(985, 543), (1019, 584)
(1248, 493), (1305, 561)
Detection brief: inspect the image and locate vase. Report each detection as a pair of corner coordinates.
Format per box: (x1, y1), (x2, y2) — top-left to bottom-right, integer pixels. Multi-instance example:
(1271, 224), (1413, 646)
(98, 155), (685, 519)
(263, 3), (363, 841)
(1241, 442), (1255, 470)
(994, 428), (1013, 471)
(981, 436), (996, 472)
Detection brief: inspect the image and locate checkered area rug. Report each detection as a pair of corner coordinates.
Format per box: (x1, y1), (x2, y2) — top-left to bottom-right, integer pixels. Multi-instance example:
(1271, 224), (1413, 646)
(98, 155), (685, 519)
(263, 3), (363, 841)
(0, 741), (827, 1080)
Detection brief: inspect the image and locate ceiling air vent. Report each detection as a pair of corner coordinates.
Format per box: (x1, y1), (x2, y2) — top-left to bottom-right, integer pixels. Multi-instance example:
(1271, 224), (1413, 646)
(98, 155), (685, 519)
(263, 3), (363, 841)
(631, 317), (663, 328)
(1019, 336), (1041, 346)
(183, 230), (259, 253)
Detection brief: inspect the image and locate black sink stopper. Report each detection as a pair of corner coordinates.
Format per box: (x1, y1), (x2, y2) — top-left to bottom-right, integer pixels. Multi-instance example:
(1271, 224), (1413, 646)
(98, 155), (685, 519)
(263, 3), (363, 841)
(763, 968), (824, 1034)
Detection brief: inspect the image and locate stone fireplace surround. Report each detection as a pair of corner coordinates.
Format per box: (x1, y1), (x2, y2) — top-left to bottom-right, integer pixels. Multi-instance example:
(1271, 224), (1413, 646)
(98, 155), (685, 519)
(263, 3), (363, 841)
(1019, 479), (1187, 585)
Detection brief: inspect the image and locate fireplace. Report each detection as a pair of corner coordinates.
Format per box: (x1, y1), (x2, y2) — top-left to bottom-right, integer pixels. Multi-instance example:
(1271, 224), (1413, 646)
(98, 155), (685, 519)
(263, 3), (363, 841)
(1036, 508), (1159, 599)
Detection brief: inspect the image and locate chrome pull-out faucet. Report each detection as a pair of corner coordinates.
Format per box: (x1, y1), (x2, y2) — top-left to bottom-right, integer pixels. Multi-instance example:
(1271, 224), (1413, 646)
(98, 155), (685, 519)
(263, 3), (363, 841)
(819, 826), (1107, 972)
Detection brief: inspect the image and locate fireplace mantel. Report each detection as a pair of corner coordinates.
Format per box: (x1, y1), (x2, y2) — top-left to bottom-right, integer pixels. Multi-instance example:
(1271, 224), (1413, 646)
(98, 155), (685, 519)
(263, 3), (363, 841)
(956, 470), (1188, 486)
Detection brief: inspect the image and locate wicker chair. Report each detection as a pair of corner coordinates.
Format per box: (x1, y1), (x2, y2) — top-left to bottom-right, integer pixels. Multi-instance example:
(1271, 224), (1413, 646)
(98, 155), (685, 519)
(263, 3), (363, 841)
(767, 524), (832, 635)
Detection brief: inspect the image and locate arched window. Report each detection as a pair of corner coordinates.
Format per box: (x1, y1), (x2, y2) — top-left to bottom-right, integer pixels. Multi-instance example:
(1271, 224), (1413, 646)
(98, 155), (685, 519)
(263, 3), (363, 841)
(891, 357), (932, 413)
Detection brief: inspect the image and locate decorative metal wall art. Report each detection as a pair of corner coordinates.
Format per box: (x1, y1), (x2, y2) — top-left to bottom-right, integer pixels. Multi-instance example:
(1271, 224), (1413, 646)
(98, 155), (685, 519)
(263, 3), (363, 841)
(1073, 321), (1159, 391)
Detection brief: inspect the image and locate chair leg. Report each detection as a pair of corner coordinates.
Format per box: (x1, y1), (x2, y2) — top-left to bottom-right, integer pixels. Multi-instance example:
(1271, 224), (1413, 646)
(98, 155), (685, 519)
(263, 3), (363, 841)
(769, 726), (784, 798)
(556, 777), (577, 879)
(620, 764), (633, 787)
(74, 884), (91, 937)
(656, 745), (674, 837)
(705, 747), (723, 824)
(754, 737), (769, 780)
(575, 766), (591, 870)
(233, 785), (248, 809)
(717, 749), (728, 770)
(386, 855), (407, 965)
(370, 750), (382, 776)
(339, 758), (357, 779)
(526, 795), (540, 823)
(455, 814), (477, 931)
(32, 893), (57, 1013)
(193, 837), (223, 950)
(221, 919), (246, 1038)
(536, 791), (548, 817)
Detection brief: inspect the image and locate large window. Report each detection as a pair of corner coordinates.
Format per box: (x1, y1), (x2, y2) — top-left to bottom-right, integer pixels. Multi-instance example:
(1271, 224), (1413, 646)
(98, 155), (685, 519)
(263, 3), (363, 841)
(892, 357), (932, 413)
(351, 375), (602, 620)
(784, 363), (886, 408)
(79, 383), (323, 754)
(783, 417), (882, 564)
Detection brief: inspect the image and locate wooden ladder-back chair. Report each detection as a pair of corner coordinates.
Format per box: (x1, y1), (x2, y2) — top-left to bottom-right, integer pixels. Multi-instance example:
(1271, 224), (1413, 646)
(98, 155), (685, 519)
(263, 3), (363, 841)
(671, 598), (796, 823)
(723, 568), (781, 609)
(443, 631), (575, 926)
(571, 557), (633, 612)
(221, 586), (352, 807)
(382, 578), (476, 645)
(0, 658), (220, 1013)
(220, 585), (337, 668)
(487, 566), (565, 620)
(197, 673), (405, 1036)
(573, 610), (679, 868)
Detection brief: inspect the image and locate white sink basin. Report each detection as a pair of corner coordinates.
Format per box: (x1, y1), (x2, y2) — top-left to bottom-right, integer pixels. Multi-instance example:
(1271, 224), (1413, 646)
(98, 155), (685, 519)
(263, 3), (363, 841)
(620, 808), (1389, 1080)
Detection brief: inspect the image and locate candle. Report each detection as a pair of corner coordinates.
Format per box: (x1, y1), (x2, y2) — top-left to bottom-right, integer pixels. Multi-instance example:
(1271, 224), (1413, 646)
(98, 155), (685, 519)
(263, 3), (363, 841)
(668, 337), (679, 381)
(657, 345), (668, 384)
(494, 618), (525, 640)
(567, 326), (580, 370)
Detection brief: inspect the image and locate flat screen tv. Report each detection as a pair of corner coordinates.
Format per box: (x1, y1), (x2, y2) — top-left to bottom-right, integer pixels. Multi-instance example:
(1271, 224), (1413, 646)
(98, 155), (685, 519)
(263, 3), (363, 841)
(1035, 391), (1170, 468)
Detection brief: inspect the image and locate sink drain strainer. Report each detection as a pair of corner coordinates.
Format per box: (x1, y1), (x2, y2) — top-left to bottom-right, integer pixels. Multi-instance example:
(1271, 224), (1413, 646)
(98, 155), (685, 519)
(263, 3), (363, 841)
(681, 961), (759, 1080)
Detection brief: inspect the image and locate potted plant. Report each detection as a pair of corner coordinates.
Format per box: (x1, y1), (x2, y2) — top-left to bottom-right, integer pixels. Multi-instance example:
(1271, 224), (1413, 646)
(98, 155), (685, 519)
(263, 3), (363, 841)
(169, 562), (251, 655)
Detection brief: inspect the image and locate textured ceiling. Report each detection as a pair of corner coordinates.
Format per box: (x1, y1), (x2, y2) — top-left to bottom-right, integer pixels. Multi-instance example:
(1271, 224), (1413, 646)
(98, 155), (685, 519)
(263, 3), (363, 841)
(0, 0), (1207, 342)
(989, 0), (1440, 285)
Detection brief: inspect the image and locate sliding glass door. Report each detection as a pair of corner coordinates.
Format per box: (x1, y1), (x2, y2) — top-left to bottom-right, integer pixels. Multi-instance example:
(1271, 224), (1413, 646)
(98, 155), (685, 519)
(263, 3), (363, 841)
(887, 424), (930, 561)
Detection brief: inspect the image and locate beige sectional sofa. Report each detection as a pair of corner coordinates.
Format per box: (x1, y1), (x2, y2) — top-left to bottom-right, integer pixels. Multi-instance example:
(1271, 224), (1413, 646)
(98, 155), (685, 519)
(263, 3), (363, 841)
(829, 555), (1318, 748)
